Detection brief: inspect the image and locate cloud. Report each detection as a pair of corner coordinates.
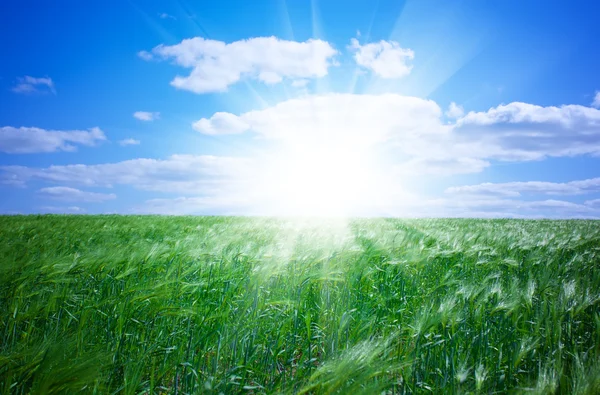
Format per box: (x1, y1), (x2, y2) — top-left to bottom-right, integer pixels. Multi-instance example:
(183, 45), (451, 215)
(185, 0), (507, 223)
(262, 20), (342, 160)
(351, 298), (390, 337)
(119, 138), (140, 146)
(133, 111), (160, 121)
(396, 157), (490, 175)
(291, 79), (310, 88)
(585, 199), (600, 208)
(37, 186), (116, 202)
(140, 36), (338, 93)
(134, 196), (250, 215)
(193, 94), (445, 144)
(135, 194), (600, 218)
(446, 178), (600, 197)
(0, 126), (106, 154)
(381, 194), (600, 218)
(159, 13), (176, 20)
(12, 76), (56, 94)
(6, 93), (600, 218)
(593, 91), (600, 108)
(138, 51), (153, 61)
(349, 38), (414, 78)
(192, 93), (600, 174)
(38, 206), (86, 214)
(446, 102), (464, 118)
(454, 102), (600, 160)
(1, 154), (251, 192)
(192, 112), (249, 135)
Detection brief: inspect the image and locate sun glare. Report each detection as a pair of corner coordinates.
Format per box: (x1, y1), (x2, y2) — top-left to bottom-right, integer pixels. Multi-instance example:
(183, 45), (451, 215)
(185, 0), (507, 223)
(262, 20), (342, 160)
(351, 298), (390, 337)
(255, 140), (386, 217)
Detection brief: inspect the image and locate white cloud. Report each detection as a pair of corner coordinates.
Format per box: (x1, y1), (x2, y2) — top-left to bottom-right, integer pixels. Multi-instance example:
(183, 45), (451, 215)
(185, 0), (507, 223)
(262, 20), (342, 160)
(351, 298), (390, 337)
(193, 94), (445, 145)
(37, 186), (116, 202)
(446, 178), (600, 197)
(349, 38), (414, 78)
(1, 154), (251, 192)
(193, 112), (249, 135)
(454, 102), (600, 160)
(0, 126), (106, 154)
(5, 93), (600, 218)
(291, 79), (310, 88)
(396, 157), (490, 175)
(141, 36), (338, 93)
(592, 91), (600, 108)
(446, 102), (464, 118)
(192, 93), (600, 174)
(133, 111), (160, 121)
(119, 138), (140, 146)
(12, 76), (56, 94)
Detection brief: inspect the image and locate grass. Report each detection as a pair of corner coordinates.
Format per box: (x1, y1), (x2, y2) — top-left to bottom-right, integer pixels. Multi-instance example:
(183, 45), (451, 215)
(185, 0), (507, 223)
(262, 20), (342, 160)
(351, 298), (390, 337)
(1, 215), (600, 394)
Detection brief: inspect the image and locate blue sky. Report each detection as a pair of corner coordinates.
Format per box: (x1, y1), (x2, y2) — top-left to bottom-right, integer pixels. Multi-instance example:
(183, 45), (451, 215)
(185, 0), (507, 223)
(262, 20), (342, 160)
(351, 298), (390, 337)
(1, 0), (600, 217)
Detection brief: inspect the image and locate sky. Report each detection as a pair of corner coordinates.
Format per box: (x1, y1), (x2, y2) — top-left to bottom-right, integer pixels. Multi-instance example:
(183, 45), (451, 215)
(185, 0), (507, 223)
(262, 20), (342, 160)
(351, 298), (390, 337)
(1, 0), (600, 218)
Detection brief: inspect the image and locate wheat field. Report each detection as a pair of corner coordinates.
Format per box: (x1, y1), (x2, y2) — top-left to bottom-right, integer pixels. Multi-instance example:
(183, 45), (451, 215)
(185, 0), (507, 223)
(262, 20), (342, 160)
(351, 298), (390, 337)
(1, 216), (599, 394)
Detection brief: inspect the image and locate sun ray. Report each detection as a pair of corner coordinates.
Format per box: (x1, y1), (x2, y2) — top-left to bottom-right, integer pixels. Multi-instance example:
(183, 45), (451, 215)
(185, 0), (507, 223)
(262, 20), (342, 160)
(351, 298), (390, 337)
(347, 0), (381, 94)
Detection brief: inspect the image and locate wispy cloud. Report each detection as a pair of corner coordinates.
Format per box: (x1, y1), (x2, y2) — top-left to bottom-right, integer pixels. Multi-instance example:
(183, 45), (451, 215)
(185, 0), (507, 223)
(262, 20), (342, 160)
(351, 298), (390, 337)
(140, 36), (338, 93)
(38, 206), (86, 214)
(1, 155), (251, 192)
(348, 38), (414, 78)
(133, 111), (159, 121)
(12, 76), (56, 94)
(446, 178), (600, 197)
(119, 138), (140, 146)
(0, 126), (106, 154)
(37, 186), (116, 202)
(159, 12), (176, 20)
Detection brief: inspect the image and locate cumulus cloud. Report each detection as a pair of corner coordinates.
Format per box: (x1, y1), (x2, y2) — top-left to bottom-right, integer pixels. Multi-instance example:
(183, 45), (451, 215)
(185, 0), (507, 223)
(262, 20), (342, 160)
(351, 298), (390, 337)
(446, 102), (464, 118)
(192, 94), (600, 175)
(454, 102), (600, 160)
(0, 126), (106, 154)
(5, 92), (600, 218)
(12, 76), (56, 94)
(37, 186), (116, 202)
(349, 38), (414, 78)
(133, 111), (160, 121)
(119, 138), (140, 146)
(446, 178), (600, 197)
(593, 91), (600, 108)
(193, 112), (249, 135)
(140, 36), (338, 93)
(193, 94), (445, 145)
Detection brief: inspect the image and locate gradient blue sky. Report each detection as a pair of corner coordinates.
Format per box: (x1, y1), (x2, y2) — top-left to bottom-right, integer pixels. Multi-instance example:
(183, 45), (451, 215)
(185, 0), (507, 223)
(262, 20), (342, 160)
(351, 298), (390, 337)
(2, 0), (600, 217)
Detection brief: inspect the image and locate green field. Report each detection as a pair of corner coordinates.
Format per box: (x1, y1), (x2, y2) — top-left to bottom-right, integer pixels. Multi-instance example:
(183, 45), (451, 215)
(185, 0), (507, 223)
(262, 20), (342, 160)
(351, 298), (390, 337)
(1, 216), (600, 394)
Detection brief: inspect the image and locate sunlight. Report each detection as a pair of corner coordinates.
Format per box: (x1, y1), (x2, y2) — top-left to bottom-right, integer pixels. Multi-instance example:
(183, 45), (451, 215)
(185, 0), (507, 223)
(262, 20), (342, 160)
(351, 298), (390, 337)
(256, 139), (386, 217)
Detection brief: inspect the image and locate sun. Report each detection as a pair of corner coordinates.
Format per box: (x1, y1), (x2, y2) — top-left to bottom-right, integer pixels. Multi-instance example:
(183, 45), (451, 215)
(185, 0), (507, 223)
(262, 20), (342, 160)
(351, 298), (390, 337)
(255, 139), (384, 217)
